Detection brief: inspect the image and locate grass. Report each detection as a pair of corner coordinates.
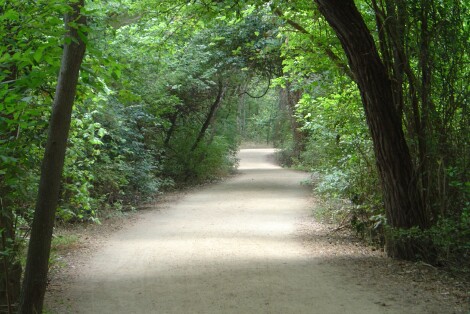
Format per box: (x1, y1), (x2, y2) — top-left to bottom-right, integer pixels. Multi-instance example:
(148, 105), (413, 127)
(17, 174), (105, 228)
(51, 234), (80, 251)
(48, 233), (80, 269)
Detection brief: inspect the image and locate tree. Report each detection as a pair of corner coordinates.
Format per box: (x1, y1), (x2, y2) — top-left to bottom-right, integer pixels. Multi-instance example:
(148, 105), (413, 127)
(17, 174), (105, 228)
(18, 1), (87, 312)
(314, 0), (430, 259)
(191, 80), (227, 151)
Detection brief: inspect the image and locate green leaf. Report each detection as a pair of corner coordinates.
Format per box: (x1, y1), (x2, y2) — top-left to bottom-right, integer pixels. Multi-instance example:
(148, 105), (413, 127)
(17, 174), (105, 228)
(33, 47), (44, 63)
(97, 128), (107, 137)
(2, 9), (20, 21)
(114, 68), (121, 78)
(0, 53), (11, 63)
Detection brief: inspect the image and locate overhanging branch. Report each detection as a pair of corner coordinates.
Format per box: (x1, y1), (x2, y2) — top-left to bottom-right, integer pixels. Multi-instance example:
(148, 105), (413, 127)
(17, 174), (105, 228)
(273, 8), (355, 81)
(239, 77), (271, 99)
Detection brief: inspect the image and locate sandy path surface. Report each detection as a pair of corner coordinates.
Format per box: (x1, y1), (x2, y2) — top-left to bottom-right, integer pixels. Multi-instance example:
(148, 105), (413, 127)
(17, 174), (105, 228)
(46, 149), (467, 313)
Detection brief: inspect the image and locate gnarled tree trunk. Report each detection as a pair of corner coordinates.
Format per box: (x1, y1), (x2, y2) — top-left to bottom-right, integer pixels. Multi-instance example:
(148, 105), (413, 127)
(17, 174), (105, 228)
(315, 0), (430, 260)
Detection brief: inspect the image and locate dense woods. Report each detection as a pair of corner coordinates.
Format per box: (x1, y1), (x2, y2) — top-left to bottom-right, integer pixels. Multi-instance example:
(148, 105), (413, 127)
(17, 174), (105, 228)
(0, 0), (468, 312)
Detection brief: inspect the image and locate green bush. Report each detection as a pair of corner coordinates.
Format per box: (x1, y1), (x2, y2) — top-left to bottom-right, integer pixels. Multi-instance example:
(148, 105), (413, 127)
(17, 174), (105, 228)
(164, 133), (238, 184)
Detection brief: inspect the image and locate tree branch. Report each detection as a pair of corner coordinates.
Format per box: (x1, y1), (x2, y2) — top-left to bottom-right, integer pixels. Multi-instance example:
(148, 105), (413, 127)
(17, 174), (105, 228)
(273, 8), (355, 81)
(239, 77), (271, 99)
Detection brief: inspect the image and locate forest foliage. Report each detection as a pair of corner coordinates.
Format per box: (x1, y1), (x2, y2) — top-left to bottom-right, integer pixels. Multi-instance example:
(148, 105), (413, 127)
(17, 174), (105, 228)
(0, 0), (468, 312)
(272, 0), (468, 267)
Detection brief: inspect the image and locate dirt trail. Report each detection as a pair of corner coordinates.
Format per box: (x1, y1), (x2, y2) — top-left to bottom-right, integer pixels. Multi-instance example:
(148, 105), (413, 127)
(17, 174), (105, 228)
(46, 149), (467, 313)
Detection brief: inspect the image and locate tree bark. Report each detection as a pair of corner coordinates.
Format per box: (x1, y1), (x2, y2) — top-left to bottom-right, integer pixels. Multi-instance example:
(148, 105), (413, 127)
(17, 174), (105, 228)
(237, 81), (248, 138)
(315, 0), (430, 259)
(191, 81), (226, 151)
(18, 1), (86, 313)
(279, 85), (305, 160)
(418, 0), (432, 217)
(164, 112), (178, 147)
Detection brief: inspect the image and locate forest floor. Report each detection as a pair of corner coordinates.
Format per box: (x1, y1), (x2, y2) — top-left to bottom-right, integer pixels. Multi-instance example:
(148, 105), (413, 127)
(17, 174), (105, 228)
(44, 149), (469, 314)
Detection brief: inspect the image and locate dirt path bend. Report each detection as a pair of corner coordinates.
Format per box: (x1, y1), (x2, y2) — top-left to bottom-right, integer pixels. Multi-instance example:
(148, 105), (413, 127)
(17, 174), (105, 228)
(46, 149), (466, 314)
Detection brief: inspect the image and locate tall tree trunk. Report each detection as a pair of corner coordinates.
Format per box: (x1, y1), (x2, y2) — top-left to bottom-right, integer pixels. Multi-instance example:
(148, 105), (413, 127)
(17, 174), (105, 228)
(315, 0), (430, 260)
(418, 0), (432, 217)
(237, 81), (250, 139)
(371, 0), (405, 118)
(18, 1), (86, 313)
(384, 0), (407, 120)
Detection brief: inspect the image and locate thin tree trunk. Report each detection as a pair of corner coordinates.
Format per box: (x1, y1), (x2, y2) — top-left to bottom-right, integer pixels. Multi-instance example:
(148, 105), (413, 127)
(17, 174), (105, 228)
(18, 1), (86, 313)
(384, 0), (406, 120)
(191, 81), (226, 151)
(164, 112), (178, 147)
(237, 81), (248, 138)
(315, 0), (429, 260)
(279, 84), (304, 159)
(418, 0), (432, 217)
(371, 0), (405, 119)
